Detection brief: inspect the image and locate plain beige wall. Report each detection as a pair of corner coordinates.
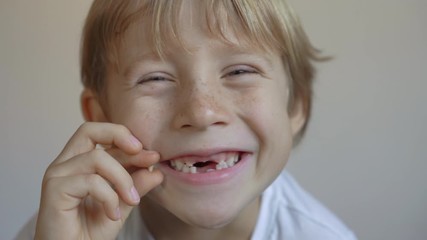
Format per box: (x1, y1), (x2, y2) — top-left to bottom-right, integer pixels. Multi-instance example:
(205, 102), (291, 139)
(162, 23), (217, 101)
(1, 1), (426, 239)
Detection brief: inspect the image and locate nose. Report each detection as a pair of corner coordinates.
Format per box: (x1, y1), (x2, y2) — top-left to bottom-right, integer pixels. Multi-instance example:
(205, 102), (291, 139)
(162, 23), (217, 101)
(172, 85), (231, 131)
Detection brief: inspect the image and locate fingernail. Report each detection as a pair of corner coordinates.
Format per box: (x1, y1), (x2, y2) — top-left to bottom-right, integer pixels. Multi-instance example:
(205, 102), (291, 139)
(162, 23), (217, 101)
(115, 207), (122, 220)
(145, 151), (160, 162)
(129, 136), (141, 148)
(130, 186), (140, 203)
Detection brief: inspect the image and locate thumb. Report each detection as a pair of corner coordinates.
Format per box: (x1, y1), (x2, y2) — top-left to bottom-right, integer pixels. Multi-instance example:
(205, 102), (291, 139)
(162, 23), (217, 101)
(119, 168), (164, 219)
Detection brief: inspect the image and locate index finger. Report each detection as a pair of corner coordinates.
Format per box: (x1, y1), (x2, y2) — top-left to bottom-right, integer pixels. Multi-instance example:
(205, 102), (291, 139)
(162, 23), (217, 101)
(55, 122), (142, 163)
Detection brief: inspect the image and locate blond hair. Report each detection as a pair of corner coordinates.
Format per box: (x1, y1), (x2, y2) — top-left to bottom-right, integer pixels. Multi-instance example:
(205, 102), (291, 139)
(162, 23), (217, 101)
(81, 0), (322, 142)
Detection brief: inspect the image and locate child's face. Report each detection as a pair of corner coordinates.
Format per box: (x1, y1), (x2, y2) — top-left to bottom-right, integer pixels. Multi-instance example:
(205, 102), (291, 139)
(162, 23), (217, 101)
(96, 3), (304, 228)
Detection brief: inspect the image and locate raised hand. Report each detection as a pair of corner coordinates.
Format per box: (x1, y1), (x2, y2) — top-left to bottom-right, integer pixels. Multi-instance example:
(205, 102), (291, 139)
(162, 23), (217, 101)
(35, 122), (163, 240)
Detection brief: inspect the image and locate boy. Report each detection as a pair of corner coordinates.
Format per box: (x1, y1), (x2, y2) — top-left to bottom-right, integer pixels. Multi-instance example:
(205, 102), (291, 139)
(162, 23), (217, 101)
(17, 0), (357, 239)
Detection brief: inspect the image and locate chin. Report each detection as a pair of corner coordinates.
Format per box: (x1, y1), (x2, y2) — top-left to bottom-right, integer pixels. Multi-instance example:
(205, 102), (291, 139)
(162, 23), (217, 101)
(179, 205), (239, 229)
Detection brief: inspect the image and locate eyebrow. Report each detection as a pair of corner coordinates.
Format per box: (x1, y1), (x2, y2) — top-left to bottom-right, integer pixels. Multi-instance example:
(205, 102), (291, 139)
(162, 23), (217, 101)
(121, 52), (164, 78)
(212, 42), (276, 66)
(217, 50), (276, 72)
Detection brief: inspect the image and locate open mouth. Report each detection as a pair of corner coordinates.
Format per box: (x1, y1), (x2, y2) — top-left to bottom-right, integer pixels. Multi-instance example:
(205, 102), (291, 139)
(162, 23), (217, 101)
(167, 152), (243, 174)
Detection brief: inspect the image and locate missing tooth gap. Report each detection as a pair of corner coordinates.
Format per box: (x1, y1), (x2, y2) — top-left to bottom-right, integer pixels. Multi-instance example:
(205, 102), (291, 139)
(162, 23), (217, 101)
(193, 161), (214, 168)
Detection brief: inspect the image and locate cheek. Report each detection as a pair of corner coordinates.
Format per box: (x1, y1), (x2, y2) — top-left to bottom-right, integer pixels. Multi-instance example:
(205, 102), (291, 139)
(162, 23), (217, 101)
(109, 98), (170, 150)
(127, 111), (160, 148)
(237, 87), (293, 174)
(236, 86), (291, 142)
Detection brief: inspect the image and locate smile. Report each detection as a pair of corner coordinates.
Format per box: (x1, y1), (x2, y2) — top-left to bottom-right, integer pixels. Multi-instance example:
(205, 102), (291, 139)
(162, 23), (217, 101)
(167, 152), (243, 174)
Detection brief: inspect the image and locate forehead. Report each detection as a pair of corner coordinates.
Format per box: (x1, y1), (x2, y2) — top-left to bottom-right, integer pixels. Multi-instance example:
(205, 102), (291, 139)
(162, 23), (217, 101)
(119, 21), (257, 63)
(117, 25), (280, 81)
(107, 0), (281, 70)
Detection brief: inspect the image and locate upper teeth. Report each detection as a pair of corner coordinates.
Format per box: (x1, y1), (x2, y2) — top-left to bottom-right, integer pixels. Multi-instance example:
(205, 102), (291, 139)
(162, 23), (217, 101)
(170, 153), (240, 174)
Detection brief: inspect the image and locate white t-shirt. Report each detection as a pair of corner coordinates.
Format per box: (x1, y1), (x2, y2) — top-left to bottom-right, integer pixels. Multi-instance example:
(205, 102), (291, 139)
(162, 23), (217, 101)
(15, 171), (357, 240)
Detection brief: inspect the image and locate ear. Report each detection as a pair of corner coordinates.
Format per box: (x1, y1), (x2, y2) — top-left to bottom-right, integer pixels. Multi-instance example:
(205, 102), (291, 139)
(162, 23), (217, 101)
(289, 97), (307, 138)
(80, 88), (108, 122)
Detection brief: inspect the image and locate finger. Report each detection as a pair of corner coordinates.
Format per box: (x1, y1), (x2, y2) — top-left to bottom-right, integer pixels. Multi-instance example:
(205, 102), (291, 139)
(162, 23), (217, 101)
(56, 122), (142, 162)
(41, 174), (121, 221)
(105, 147), (160, 170)
(119, 169), (164, 219)
(132, 169), (164, 197)
(46, 149), (141, 206)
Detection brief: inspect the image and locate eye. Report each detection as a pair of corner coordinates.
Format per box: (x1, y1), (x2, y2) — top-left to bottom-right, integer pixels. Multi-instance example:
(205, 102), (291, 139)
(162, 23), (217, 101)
(223, 65), (259, 78)
(137, 73), (172, 84)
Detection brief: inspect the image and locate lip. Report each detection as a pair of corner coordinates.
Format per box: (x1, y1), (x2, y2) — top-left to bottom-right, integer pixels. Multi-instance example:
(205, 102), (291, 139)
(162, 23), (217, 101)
(158, 150), (253, 186)
(161, 148), (249, 161)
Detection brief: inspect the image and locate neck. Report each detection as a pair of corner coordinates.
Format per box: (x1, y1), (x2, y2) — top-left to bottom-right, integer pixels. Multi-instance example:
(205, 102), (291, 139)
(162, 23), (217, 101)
(139, 197), (260, 240)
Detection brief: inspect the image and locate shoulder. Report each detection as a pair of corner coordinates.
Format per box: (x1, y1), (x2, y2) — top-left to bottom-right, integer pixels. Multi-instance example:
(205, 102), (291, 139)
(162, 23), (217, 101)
(252, 171), (357, 240)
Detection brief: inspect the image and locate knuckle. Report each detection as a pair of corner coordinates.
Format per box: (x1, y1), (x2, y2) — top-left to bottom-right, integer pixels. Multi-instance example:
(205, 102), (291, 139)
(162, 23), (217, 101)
(90, 149), (108, 161)
(41, 176), (59, 192)
(85, 174), (104, 186)
(43, 164), (58, 181)
(77, 122), (92, 134)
